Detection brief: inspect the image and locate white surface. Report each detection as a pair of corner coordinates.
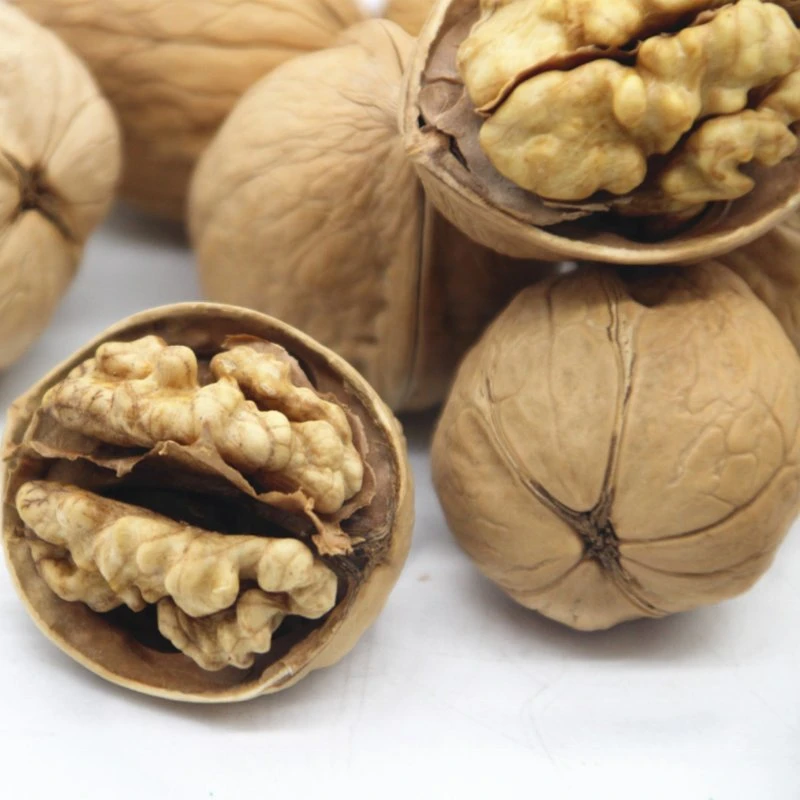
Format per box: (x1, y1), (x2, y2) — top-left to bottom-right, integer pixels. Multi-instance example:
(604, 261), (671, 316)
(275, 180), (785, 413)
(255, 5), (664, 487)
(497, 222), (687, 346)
(1, 208), (799, 800)
(2, 0), (800, 792)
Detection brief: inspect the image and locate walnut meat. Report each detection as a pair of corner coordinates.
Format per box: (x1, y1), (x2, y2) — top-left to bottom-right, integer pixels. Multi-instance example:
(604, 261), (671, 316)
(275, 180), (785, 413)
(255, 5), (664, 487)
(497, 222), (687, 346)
(0, 5), (120, 368)
(386, 0), (436, 33)
(12, 0), (364, 220)
(432, 265), (800, 630)
(721, 212), (800, 352)
(3, 304), (412, 701)
(190, 19), (551, 413)
(403, 0), (800, 264)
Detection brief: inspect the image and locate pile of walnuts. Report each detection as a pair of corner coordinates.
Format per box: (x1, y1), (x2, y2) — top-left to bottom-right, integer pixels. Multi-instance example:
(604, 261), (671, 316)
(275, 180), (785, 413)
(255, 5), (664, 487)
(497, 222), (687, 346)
(1, 0), (799, 701)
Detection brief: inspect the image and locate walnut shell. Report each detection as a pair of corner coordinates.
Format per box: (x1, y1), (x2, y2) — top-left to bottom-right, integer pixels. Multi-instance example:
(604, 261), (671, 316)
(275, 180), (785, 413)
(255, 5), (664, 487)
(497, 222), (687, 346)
(190, 19), (551, 413)
(0, 5), (120, 368)
(386, 0), (436, 34)
(432, 265), (800, 630)
(403, 0), (800, 264)
(2, 304), (413, 702)
(12, 0), (364, 220)
(720, 212), (800, 352)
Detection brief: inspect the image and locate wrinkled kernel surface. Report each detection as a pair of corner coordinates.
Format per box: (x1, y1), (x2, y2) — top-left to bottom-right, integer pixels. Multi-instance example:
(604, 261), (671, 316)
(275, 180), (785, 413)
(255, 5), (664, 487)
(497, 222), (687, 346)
(41, 336), (363, 515)
(17, 482), (337, 670)
(460, 0), (800, 210)
(459, 0), (722, 109)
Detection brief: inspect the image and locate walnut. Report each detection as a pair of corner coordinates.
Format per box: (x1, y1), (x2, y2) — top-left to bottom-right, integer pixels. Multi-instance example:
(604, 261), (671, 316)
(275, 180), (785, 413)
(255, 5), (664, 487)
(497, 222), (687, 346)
(0, 5), (120, 369)
(386, 0), (436, 33)
(720, 212), (800, 352)
(403, 0), (800, 264)
(3, 304), (412, 701)
(189, 19), (553, 413)
(18, 483), (337, 670)
(432, 265), (800, 630)
(12, 0), (364, 220)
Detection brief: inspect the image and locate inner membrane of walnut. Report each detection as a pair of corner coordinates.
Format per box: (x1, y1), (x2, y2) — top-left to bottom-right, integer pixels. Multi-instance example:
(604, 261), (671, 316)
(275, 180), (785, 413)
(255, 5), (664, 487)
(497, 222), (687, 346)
(12, 335), (376, 672)
(419, 0), (800, 240)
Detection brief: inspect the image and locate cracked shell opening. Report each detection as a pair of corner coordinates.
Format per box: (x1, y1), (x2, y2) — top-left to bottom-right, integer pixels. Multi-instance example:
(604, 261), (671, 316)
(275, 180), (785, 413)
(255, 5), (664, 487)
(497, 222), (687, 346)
(404, 0), (800, 263)
(2, 304), (411, 701)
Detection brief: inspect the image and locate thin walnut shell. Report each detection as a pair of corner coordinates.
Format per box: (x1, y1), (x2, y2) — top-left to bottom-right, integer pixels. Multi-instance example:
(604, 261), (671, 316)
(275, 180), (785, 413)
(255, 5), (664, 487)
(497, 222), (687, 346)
(12, 0), (364, 220)
(0, 5), (120, 369)
(403, 0), (800, 264)
(386, 0), (436, 34)
(433, 265), (800, 630)
(2, 304), (413, 702)
(720, 213), (800, 352)
(190, 19), (552, 413)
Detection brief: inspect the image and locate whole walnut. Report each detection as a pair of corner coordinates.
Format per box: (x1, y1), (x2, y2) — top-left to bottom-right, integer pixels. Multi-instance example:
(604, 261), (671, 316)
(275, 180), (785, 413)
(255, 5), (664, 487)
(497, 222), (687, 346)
(12, 0), (364, 220)
(386, 0), (436, 33)
(433, 265), (800, 630)
(403, 0), (800, 264)
(190, 19), (549, 413)
(0, 5), (120, 369)
(721, 213), (800, 352)
(2, 304), (413, 701)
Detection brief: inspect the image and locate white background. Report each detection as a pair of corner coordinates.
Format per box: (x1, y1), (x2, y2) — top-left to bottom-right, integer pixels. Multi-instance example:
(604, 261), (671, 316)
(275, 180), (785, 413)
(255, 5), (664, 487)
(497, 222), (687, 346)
(1, 1), (799, 797)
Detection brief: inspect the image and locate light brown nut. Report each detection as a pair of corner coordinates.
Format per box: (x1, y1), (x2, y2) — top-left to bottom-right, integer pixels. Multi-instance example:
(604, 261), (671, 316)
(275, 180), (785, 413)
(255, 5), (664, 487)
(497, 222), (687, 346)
(386, 0), (436, 33)
(432, 265), (800, 630)
(12, 0), (364, 220)
(403, 0), (800, 264)
(721, 213), (800, 352)
(0, 5), (120, 369)
(190, 19), (554, 413)
(2, 304), (413, 701)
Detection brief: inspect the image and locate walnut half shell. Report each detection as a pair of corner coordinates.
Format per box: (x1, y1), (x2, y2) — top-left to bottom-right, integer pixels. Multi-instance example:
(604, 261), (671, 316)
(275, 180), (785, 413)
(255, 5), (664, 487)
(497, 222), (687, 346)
(433, 264), (800, 630)
(2, 304), (413, 702)
(403, 0), (800, 264)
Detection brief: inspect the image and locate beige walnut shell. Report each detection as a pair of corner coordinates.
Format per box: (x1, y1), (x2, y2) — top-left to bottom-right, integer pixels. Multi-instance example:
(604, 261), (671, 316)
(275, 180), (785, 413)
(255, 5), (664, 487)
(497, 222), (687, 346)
(190, 19), (550, 413)
(12, 0), (364, 220)
(432, 265), (800, 630)
(0, 5), (120, 369)
(386, 0), (436, 33)
(403, 0), (800, 264)
(721, 212), (800, 352)
(2, 304), (413, 702)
